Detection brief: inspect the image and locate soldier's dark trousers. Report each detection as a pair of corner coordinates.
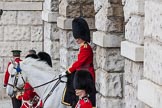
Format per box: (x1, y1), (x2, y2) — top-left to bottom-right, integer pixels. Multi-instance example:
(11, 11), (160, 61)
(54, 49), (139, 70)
(11, 97), (22, 108)
(62, 72), (96, 108)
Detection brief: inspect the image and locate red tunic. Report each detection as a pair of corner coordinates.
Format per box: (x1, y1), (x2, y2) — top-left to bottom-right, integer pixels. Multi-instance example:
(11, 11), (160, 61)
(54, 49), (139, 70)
(75, 97), (92, 108)
(68, 42), (95, 80)
(3, 57), (22, 86)
(17, 82), (43, 108)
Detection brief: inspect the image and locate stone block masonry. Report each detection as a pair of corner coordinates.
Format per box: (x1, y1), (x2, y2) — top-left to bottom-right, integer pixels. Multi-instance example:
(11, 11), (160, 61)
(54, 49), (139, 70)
(0, 2), (43, 11)
(0, 1), (44, 106)
(93, 0), (124, 108)
(121, 41), (144, 62)
(42, 0), (61, 76)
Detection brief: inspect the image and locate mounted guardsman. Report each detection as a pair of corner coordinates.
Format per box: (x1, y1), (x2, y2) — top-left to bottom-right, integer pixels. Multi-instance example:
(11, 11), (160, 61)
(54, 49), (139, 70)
(61, 17), (96, 108)
(3, 50), (22, 108)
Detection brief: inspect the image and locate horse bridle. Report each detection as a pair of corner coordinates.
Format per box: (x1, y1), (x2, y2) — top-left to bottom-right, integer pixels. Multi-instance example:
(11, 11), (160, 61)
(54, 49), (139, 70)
(7, 70), (26, 97)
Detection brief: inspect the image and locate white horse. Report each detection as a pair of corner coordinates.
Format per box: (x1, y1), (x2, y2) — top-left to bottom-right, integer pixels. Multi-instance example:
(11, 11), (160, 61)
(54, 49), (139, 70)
(6, 57), (67, 108)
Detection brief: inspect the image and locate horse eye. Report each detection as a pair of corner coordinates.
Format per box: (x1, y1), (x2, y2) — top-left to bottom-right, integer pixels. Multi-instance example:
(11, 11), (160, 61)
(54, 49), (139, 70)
(11, 75), (15, 78)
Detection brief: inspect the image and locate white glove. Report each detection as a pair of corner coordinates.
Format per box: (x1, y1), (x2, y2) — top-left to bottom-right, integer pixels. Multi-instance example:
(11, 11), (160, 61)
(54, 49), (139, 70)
(60, 71), (67, 77)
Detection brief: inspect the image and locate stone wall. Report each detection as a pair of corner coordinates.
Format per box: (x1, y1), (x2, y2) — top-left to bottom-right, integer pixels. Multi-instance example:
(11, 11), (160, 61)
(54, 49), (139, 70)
(0, 0), (44, 107)
(93, 0), (125, 108)
(121, 0), (147, 108)
(121, 0), (146, 107)
(42, 0), (60, 73)
(137, 1), (162, 108)
(121, 0), (162, 108)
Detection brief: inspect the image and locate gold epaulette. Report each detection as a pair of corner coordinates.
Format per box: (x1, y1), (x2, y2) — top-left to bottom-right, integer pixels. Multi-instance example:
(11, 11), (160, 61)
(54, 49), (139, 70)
(83, 43), (88, 48)
(80, 41), (88, 48)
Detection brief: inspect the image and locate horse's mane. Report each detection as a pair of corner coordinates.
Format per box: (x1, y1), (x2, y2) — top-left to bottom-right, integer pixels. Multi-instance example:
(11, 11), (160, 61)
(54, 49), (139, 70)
(21, 57), (55, 74)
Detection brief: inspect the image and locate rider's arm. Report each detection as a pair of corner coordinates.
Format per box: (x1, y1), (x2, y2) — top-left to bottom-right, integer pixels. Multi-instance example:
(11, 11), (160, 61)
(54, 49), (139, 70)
(67, 45), (91, 73)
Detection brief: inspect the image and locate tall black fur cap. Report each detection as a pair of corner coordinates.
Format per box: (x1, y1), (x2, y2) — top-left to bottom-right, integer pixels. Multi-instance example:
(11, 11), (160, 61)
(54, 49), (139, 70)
(73, 70), (95, 94)
(72, 17), (90, 43)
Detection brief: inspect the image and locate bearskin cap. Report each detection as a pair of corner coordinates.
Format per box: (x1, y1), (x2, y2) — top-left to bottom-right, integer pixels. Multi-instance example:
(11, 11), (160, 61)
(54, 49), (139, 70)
(72, 17), (90, 43)
(73, 70), (95, 94)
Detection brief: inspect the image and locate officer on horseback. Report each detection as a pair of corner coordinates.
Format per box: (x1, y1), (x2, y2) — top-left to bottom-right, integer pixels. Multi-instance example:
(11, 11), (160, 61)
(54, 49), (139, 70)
(61, 17), (96, 108)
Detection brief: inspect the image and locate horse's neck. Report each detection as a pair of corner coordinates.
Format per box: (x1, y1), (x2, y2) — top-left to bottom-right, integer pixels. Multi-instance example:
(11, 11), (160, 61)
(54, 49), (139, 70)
(27, 70), (56, 99)
(21, 58), (57, 100)
(14, 58), (67, 108)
